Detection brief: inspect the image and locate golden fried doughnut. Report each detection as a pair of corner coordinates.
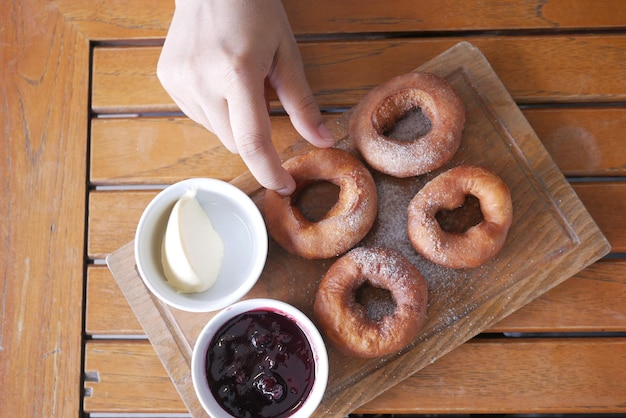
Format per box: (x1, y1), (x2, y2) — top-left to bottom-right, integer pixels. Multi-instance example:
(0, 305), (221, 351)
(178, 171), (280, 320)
(350, 71), (465, 177)
(407, 165), (513, 268)
(313, 247), (428, 358)
(264, 148), (377, 259)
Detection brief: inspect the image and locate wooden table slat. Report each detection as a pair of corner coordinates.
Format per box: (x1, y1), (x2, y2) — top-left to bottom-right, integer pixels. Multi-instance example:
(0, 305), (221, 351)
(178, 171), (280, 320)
(523, 107), (626, 176)
(83, 340), (183, 412)
(55, 0), (626, 41)
(86, 266), (142, 335)
(86, 182), (626, 260)
(357, 337), (626, 415)
(92, 35), (626, 113)
(83, 337), (626, 414)
(89, 108), (626, 187)
(86, 259), (626, 337)
(1, 1), (90, 416)
(283, 0), (626, 34)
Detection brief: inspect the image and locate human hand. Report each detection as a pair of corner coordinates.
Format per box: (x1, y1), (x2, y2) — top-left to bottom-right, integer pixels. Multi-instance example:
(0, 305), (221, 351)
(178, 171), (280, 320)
(157, 0), (336, 195)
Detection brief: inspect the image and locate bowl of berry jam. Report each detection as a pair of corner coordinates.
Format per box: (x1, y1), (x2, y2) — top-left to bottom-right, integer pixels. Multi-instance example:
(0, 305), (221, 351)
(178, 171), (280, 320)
(191, 298), (328, 418)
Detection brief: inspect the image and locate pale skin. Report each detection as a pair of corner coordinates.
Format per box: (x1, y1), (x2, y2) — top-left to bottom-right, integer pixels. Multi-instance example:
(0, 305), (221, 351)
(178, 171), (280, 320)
(157, 0), (336, 195)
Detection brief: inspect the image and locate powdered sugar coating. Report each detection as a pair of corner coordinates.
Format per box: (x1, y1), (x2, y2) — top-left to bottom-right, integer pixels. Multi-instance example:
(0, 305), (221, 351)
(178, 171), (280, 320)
(407, 165), (513, 269)
(264, 148), (378, 259)
(313, 247), (428, 358)
(350, 72), (465, 178)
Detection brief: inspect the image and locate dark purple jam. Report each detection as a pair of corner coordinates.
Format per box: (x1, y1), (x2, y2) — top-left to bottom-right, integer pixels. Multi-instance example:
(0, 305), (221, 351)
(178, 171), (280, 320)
(206, 309), (315, 418)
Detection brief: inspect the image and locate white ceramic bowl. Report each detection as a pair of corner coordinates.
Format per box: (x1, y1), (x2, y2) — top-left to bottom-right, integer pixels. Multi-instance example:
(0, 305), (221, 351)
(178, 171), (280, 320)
(134, 178), (268, 312)
(191, 298), (329, 418)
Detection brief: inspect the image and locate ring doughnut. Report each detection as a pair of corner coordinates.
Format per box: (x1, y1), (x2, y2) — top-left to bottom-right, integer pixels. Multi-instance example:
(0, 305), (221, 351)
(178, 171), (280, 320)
(313, 246), (428, 358)
(407, 165), (513, 269)
(264, 148), (377, 259)
(349, 71), (465, 177)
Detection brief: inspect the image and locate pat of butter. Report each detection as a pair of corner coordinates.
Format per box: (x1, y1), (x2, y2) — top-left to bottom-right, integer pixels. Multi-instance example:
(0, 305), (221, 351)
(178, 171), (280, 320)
(161, 189), (224, 293)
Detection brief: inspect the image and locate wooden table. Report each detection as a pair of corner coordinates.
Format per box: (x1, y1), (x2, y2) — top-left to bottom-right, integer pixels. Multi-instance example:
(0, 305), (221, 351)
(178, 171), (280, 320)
(3, 1), (626, 416)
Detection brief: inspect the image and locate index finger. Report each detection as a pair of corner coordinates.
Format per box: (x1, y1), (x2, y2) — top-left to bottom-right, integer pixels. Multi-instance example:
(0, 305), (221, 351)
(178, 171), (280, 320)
(227, 81), (295, 195)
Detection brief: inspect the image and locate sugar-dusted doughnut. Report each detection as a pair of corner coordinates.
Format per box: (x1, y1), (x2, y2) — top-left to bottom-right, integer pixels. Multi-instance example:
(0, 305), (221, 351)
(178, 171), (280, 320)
(350, 71), (465, 177)
(264, 148), (377, 259)
(313, 247), (428, 358)
(407, 165), (513, 268)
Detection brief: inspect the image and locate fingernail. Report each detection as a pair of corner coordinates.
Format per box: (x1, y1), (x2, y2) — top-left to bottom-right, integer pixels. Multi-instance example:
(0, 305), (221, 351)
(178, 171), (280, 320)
(276, 185), (294, 196)
(275, 176), (296, 196)
(318, 123), (336, 144)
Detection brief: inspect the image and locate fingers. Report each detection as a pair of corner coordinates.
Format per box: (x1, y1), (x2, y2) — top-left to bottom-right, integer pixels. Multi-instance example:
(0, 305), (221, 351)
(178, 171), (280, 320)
(160, 53), (292, 194)
(158, 59), (239, 153)
(270, 38), (336, 148)
(227, 79), (296, 196)
(156, 0), (321, 196)
(163, 83), (238, 154)
(203, 98), (237, 153)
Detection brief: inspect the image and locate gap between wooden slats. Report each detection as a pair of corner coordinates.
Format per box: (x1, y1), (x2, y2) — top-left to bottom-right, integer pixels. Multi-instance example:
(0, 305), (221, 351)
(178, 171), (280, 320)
(82, 337), (626, 414)
(91, 35), (626, 114)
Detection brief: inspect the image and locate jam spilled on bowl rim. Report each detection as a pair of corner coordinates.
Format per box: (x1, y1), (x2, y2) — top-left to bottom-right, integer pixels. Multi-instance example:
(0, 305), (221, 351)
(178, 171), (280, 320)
(206, 309), (315, 418)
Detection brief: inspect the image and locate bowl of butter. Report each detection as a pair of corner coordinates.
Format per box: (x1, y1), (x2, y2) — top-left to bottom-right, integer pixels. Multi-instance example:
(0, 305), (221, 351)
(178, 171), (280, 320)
(134, 178), (268, 312)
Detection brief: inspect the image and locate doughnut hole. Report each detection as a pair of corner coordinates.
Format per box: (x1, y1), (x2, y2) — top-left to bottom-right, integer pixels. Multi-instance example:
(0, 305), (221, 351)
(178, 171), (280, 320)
(293, 180), (340, 222)
(373, 90), (433, 142)
(355, 281), (397, 322)
(435, 194), (484, 234)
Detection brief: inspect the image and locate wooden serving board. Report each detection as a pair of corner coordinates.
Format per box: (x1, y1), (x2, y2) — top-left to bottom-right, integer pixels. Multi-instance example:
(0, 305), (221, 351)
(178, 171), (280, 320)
(106, 42), (610, 417)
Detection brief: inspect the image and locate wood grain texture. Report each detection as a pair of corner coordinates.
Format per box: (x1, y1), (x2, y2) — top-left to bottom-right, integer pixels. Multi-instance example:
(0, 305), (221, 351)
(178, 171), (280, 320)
(489, 259), (626, 333)
(88, 190), (157, 259)
(89, 108), (626, 187)
(54, 0), (626, 40)
(574, 183), (626, 252)
(1, 1), (90, 416)
(90, 116), (299, 185)
(83, 340), (183, 412)
(86, 266), (142, 335)
(83, 337), (626, 414)
(357, 337), (626, 414)
(2, 0), (622, 416)
(87, 183), (625, 260)
(92, 35), (626, 113)
(283, 0), (626, 33)
(523, 107), (626, 176)
(86, 259), (626, 337)
(105, 43), (610, 417)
